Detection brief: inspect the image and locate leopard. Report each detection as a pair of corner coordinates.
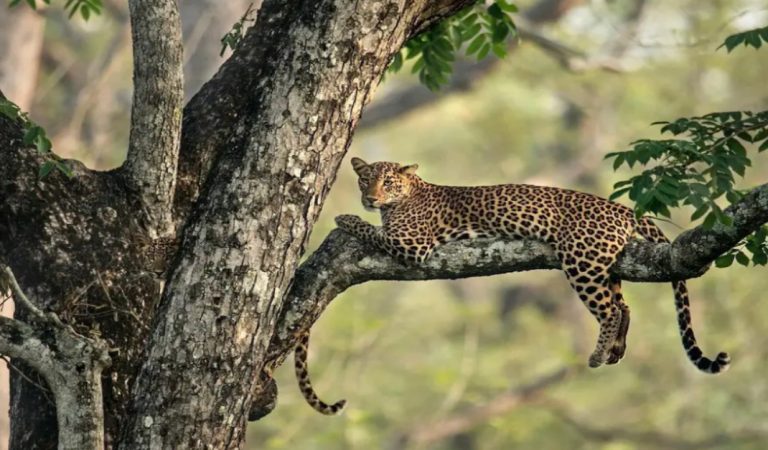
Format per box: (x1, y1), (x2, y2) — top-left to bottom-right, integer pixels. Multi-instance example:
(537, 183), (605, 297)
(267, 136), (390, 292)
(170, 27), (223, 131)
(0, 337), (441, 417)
(294, 157), (730, 415)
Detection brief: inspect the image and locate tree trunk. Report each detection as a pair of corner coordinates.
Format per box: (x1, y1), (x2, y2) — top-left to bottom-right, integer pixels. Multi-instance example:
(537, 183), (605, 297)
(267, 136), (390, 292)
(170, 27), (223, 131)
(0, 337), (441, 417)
(118, 0), (474, 447)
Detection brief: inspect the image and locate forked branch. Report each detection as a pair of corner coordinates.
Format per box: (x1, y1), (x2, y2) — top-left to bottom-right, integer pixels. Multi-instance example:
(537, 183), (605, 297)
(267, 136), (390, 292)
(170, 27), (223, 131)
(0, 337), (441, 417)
(0, 266), (111, 450)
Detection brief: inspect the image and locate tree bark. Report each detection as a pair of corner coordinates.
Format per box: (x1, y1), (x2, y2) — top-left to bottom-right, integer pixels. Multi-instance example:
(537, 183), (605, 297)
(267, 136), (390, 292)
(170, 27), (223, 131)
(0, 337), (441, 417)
(122, 0), (184, 237)
(1, 104), (161, 449)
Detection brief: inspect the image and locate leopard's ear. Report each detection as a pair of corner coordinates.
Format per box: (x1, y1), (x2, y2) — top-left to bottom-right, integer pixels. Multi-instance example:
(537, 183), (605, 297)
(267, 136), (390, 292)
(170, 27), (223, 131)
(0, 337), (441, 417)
(399, 163), (419, 175)
(351, 157), (369, 175)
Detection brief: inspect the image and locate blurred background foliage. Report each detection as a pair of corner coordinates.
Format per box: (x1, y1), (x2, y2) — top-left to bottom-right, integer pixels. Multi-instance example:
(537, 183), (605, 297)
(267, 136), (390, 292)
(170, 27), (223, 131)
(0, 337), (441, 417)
(1, 0), (768, 449)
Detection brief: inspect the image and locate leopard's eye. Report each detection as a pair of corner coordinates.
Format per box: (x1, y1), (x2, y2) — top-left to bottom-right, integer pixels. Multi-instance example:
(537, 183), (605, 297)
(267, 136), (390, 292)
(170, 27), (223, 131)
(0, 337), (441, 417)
(383, 178), (393, 188)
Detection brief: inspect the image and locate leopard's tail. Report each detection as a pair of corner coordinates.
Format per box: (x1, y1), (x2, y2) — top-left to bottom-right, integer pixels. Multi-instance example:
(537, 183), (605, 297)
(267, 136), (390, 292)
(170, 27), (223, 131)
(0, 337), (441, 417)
(295, 330), (346, 415)
(635, 217), (730, 374)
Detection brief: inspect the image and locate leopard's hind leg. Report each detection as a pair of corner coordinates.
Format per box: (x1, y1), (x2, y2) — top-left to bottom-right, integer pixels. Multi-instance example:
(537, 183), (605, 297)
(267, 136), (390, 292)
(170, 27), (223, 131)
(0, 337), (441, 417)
(557, 243), (622, 368)
(606, 275), (630, 365)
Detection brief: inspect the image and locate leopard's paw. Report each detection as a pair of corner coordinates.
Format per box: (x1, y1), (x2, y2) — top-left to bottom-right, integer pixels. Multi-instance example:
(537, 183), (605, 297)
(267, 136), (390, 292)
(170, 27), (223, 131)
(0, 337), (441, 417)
(335, 214), (364, 230)
(588, 350), (606, 369)
(606, 340), (627, 365)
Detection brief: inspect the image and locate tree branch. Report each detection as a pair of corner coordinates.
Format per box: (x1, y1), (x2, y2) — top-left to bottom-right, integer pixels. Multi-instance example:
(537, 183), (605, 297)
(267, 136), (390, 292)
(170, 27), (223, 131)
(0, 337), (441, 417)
(0, 266), (111, 450)
(252, 182), (768, 416)
(122, 0), (184, 237)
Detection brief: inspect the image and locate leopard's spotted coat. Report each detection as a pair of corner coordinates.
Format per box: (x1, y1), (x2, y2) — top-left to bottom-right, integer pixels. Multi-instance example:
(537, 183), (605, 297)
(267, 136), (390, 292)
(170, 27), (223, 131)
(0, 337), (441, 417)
(295, 158), (730, 415)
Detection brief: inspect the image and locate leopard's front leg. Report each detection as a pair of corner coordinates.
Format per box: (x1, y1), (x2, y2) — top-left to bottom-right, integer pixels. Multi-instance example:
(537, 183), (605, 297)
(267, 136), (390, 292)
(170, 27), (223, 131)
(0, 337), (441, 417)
(335, 215), (434, 263)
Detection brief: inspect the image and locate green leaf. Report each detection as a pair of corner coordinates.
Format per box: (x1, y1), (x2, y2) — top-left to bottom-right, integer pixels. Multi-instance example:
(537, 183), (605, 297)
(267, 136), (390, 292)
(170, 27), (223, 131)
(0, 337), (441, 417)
(487, 3), (504, 20)
(715, 254), (734, 268)
(702, 211), (717, 229)
(411, 56), (425, 74)
(735, 251), (750, 266)
(491, 42), (507, 58)
(80, 3), (91, 21)
(466, 34), (485, 55)
(0, 100), (20, 119)
(612, 153), (625, 170)
(754, 227), (767, 244)
(492, 23), (510, 43)
(690, 204), (709, 221)
(720, 27), (768, 52)
(36, 135), (52, 154)
(726, 138), (746, 156)
(38, 160), (55, 179)
(609, 187), (631, 201)
(497, 0), (518, 12)
(23, 126), (41, 146)
(725, 190), (742, 204)
(461, 23), (482, 41)
(746, 30), (762, 49)
(754, 251), (768, 266)
(388, 52), (403, 73)
(476, 43), (491, 60)
(55, 161), (74, 178)
(723, 33), (744, 52)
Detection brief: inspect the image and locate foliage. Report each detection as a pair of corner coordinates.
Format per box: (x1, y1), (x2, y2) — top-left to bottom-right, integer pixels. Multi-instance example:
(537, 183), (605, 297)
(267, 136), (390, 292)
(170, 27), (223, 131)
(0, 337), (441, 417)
(606, 112), (768, 266)
(0, 98), (73, 178)
(714, 225), (768, 267)
(387, 0), (518, 91)
(719, 26), (768, 52)
(220, 2), (257, 57)
(607, 27), (768, 267)
(8, 0), (102, 20)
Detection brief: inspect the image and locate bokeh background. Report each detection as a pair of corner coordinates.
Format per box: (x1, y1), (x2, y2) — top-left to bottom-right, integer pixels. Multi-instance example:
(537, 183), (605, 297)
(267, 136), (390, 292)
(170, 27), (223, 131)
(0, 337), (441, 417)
(1, 1), (767, 449)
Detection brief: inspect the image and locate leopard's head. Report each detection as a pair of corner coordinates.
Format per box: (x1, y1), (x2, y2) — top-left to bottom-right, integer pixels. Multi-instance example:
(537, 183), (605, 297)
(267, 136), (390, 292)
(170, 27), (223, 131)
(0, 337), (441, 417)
(350, 157), (420, 210)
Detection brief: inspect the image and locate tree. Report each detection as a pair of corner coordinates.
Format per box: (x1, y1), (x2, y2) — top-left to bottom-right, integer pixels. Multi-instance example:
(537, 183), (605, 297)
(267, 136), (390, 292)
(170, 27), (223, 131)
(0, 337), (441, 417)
(0, 1), (766, 449)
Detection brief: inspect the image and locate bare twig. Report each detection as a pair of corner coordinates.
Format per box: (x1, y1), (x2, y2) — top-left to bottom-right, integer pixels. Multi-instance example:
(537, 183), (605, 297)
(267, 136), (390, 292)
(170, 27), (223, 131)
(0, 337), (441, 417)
(2, 266), (45, 320)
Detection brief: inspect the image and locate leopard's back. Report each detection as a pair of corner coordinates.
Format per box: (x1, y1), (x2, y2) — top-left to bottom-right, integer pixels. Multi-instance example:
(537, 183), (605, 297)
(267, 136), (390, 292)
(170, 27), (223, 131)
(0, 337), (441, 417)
(384, 183), (634, 246)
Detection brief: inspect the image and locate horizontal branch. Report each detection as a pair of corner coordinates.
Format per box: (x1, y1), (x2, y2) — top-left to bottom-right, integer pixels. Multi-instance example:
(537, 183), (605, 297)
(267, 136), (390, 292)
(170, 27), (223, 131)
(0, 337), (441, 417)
(268, 182), (768, 360)
(248, 182), (768, 419)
